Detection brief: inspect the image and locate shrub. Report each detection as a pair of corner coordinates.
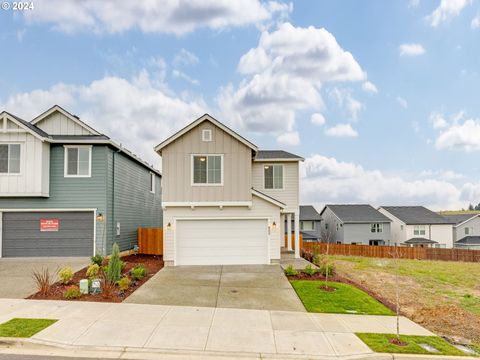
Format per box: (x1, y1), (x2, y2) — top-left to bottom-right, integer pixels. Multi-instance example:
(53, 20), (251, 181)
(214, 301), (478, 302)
(130, 264), (147, 280)
(319, 262), (336, 277)
(301, 249), (314, 262)
(117, 276), (131, 292)
(63, 285), (81, 300)
(303, 264), (317, 276)
(312, 254), (322, 266)
(86, 264), (100, 279)
(32, 267), (55, 298)
(284, 264), (299, 276)
(58, 267), (74, 285)
(105, 243), (122, 283)
(91, 254), (104, 267)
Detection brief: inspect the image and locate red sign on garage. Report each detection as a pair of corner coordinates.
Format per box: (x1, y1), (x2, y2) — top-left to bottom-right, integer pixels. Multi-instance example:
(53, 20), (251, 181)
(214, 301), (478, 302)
(40, 219), (60, 232)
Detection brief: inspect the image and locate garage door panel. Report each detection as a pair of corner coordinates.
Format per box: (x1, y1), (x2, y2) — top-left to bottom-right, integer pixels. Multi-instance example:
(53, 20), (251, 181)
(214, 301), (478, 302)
(176, 219), (268, 265)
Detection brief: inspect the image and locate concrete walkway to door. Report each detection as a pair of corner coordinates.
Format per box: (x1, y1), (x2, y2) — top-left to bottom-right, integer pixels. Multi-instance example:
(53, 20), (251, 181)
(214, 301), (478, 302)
(125, 264), (306, 312)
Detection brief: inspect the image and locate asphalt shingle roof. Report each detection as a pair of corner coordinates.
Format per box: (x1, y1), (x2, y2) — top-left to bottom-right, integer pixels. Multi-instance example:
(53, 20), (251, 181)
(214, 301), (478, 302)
(323, 204), (391, 223)
(403, 237), (438, 244)
(255, 150), (303, 160)
(456, 236), (480, 245)
(442, 214), (478, 225)
(381, 206), (455, 225)
(50, 135), (110, 141)
(300, 205), (321, 221)
(3, 111), (50, 138)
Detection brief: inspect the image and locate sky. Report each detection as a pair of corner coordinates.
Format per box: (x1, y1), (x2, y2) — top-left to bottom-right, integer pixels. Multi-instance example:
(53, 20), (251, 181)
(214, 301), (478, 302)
(1, 0), (480, 211)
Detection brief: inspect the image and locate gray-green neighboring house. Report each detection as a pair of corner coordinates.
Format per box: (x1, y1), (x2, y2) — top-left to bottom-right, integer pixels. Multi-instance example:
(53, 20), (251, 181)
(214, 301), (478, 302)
(0, 105), (162, 257)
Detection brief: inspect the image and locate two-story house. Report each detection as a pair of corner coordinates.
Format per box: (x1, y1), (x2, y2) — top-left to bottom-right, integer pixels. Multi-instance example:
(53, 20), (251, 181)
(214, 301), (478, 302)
(0, 105), (162, 258)
(320, 204), (392, 245)
(154, 114), (303, 266)
(442, 213), (480, 249)
(378, 206), (455, 248)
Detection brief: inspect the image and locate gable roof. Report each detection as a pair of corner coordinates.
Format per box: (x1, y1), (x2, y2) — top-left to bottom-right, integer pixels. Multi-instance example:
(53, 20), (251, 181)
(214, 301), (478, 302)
(300, 205), (321, 221)
(321, 204), (391, 223)
(31, 105), (101, 135)
(403, 237), (438, 245)
(380, 206), (455, 225)
(154, 113), (258, 154)
(0, 111), (49, 139)
(254, 150), (304, 162)
(442, 214), (480, 226)
(456, 236), (480, 245)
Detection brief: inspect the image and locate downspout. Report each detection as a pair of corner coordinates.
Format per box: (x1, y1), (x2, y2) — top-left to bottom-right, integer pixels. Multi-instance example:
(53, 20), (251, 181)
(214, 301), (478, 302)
(111, 146), (122, 252)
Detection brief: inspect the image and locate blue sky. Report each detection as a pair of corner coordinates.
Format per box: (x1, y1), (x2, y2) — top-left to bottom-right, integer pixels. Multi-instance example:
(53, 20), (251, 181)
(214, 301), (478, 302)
(1, 0), (480, 210)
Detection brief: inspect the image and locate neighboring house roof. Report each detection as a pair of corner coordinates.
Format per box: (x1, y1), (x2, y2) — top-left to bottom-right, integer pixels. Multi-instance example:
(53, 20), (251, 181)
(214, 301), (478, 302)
(1, 111), (50, 139)
(251, 188), (285, 209)
(456, 236), (480, 245)
(320, 204), (391, 223)
(154, 113), (258, 154)
(31, 105), (101, 135)
(380, 206), (455, 225)
(254, 150), (304, 162)
(403, 237), (438, 245)
(300, 205), (321, 221)
(442, 214), (480, 227)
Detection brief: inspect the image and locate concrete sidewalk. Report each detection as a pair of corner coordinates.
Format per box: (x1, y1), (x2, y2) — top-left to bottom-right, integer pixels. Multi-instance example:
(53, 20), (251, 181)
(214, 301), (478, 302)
(0, 299), (435, 359)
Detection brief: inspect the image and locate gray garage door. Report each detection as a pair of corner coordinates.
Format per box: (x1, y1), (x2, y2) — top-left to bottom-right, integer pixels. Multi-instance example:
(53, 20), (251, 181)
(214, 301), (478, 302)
(2, 211), (94, 257)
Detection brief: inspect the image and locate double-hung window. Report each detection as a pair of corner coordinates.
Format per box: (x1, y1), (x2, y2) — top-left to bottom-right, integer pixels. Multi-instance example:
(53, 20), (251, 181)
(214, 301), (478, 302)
(264, 165), (283, 189)
(300, 221), (315, 231)
(413, 225), (426, 236)
(65, 146), (91, 177)
(371, 223), (383, 233)
(0, 143), (21, 174)
(192, 155), (222, 185)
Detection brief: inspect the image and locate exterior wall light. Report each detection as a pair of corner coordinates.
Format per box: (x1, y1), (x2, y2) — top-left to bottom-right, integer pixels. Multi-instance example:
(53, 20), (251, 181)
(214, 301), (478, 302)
(272, 221), (277, 229)
(166, 222), (172, 230)
(96, 213), (104, 222)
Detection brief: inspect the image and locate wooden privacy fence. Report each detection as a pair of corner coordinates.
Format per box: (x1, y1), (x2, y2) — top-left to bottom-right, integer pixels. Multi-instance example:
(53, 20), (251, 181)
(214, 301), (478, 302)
(284, 233), (303, 250)
(137, 228), (163, 255)
(301, 242), (480, 263)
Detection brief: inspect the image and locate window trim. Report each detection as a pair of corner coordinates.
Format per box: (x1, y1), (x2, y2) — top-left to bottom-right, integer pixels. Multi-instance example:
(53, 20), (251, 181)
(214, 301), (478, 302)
(202, 129), (212, 142)
(263, 164), (284, 190)
(0, 142), (23, 176)
(370, 223), (383, 233)
(150, 172), (155, 193)
(413, 225), (426, 236)
(190, 154), (224, 186)
(64, 145), (92, 178)
(300, 221), (315, 231)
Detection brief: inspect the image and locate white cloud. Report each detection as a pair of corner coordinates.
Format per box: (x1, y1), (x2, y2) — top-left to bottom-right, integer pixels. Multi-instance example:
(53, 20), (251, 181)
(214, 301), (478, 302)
(396, 96), (408, 109)
(23, 0), (291, 35)
(399, 43), (426, 56)
(435, 117), (480, 152)
(173, 49), (199, 68)
(311, 113), (326, 126)
(172, 69), (200, 85)
(276, 131), (300, 146)
(300, 154), (476, 210)
(408, 0), (420, 8)
(426, 0), (471, 27)
(0, 71), (206, 165)
(471, 14), (480, 29)
(329, 87), (364, 120)
(218, 23), (366, 145)
(430, 112), (448, 129)
(324, 124), (358, 137)
(362, 81), (378, 94)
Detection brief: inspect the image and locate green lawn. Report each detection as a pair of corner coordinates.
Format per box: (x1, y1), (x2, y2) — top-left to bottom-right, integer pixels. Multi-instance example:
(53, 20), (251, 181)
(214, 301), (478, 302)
(356, 333), (472, 356)
(290, 280), (394, 315)
(0, 318), (57, 338)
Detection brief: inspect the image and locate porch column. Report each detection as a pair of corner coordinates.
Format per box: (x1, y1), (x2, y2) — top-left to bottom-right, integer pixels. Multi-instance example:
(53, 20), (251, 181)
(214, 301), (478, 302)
(286, 213), (292, 251)
(294, 211), (300, 258)
(280, 213), (285, 248)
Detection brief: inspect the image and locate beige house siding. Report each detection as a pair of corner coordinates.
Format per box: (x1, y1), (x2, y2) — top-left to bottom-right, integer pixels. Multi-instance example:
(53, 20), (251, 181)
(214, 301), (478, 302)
(161, 120), (252, 202)
(251, 162), (299, 213)
(163, 194), (281, 264)
(35, 112), (93, 135)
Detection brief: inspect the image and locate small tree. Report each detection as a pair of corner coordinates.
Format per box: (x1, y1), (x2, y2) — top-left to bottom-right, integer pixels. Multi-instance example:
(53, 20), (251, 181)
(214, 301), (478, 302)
(106, 243), (122, 283)
(389, 244), (406, 345)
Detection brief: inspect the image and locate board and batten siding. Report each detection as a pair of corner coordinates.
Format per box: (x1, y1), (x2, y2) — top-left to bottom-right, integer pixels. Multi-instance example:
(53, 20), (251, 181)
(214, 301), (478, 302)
(163, 194), (280, 264)
(0, 144), (108, 254)
(343, 223), (391, 245)
(105, 147), (162, 253)
(161, 120), (252, 203)
(34, 111), (93, 135)
(0, 122), (49, 197)
(251, 162), (299, 213)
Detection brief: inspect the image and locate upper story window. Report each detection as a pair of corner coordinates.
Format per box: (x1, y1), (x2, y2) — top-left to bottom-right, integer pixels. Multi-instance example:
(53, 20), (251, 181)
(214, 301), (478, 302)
(150, 172), (155, 193)
(413, 225), (426, 236)
(465, 227), (473, 235)
(202, 129), (212, 142)
(192, 155), (222, 185)
(300, 221), (315, 231)
(264, 164), (283, 189)
(64, 146), (91, 177)
(0, 143), (21, 174)
(371, 223), (383, 233)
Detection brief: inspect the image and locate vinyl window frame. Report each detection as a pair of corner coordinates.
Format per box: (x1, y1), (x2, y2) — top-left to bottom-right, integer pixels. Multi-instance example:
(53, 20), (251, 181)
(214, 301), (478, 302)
(64, 145), (92, 178)
(300, 221), (315, 231)
(263, 164), (284, 190)
(0, 142), (22, 175)
(370, 223), (383, 233)
(413, 225), (426, 236)
(191, 154), (224, 186)
(149, 172), (155, 193)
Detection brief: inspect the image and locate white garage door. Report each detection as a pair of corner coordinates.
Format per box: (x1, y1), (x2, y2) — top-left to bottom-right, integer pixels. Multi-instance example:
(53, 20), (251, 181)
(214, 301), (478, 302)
(176, 219), (269, 265)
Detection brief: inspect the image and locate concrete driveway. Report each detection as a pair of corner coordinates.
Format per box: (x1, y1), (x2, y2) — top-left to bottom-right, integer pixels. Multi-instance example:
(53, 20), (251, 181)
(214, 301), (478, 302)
(0, 257), (88, 299)
(125, 264), (306, 312)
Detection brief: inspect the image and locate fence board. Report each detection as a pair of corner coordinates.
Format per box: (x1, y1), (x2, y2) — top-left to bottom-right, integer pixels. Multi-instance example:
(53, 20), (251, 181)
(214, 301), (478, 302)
(137, 228), (163, 255)
(301, 241), (480, 263)
(284, 234), (303, 250)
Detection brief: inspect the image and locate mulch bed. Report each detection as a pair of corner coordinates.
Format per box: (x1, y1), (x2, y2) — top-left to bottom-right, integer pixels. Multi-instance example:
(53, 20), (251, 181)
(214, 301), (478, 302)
(27, 254), (163, 303)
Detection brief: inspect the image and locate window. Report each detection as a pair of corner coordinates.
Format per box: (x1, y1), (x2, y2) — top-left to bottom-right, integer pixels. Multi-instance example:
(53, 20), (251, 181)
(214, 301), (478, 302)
(400, 225), (404, 230)
(192, 155), (222, 185)
(371, 223), (383, 233)
(300, 221), (315, 231)
(325, 223), (329, 230)
(413, 225), (426, 236)
(202, 129), (212, 142)
(64, 146), (91, 177)
(336, 223), (339, 231)
(150, 172), (155, 193)
(0, 144), (21, 174)
(264, 165), (283, 189)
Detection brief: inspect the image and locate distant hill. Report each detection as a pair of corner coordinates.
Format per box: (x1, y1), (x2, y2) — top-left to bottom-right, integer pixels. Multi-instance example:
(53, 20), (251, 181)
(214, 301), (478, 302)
(438, 210), (480, 215)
